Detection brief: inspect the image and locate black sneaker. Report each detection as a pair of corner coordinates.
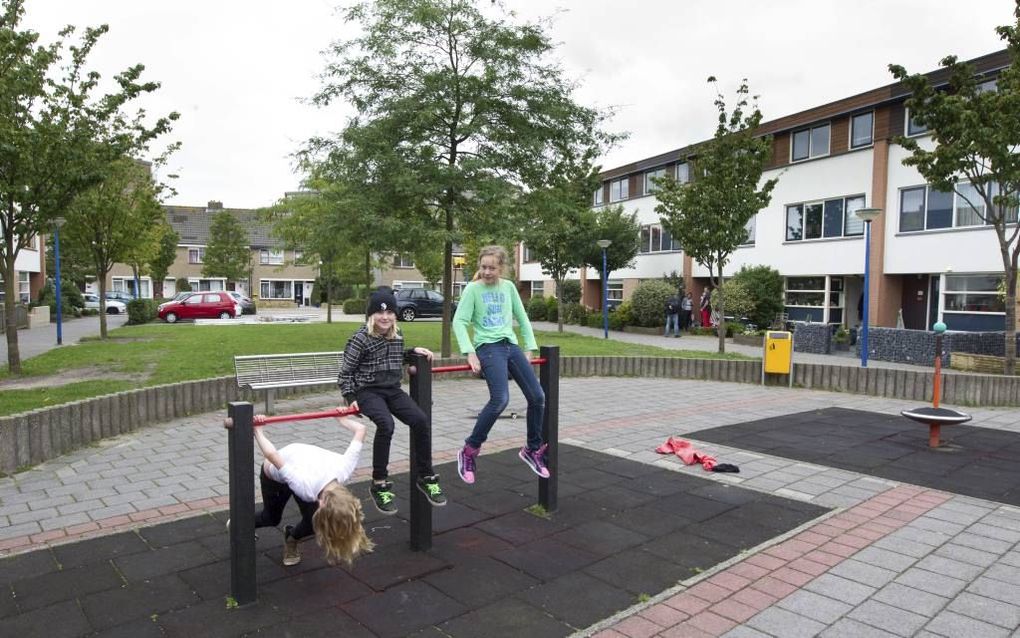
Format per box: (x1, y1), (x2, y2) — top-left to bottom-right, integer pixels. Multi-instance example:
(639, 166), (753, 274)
(370, 481), (398, 516)
(416, 474), (447, 506)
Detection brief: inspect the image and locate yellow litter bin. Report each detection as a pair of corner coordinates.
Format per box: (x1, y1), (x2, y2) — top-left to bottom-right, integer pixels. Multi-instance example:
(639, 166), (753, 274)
(762, 331), (794, 385)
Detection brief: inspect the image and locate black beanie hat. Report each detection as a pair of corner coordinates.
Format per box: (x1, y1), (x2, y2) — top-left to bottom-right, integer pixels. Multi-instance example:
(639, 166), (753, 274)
(366, 288), (398, 317)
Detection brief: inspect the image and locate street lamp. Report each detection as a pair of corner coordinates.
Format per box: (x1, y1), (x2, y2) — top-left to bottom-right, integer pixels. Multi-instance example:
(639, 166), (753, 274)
(855, 207), (882, 367)
(53, 217), (66, 346)
(596, 239), (612, 339)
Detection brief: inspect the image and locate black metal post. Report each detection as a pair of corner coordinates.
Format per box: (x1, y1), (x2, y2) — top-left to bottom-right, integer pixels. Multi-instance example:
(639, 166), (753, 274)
(539, 345), (559, 512)
(227, 401), (257, 606)
(407, 353), (433, 551)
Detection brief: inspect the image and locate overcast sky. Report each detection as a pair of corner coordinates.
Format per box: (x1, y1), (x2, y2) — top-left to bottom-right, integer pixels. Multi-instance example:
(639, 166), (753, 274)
(20, 0), (1017, 209)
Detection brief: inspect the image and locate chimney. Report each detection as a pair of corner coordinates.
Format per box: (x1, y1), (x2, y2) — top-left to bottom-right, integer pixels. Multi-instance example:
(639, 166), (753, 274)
(206, 200), (223, 212)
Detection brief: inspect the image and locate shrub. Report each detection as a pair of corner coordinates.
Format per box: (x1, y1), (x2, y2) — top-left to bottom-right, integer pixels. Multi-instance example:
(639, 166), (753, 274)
(558, 280), (581, 305)
(343, 297), (367, 315)
(608, 309), (625, 331)
(731, 265), (785, 330)
(545, 296), (558, 323)
(126, 299), (158, 325)
(37, 281), (84, 318)
(562, 302), (585, 325)
(526, 296), (547, 321)
(614, 301), (634, 328)
(711, 280), (755, 323)
(175, 277), (192, 293)
(629, 280), (674, 327)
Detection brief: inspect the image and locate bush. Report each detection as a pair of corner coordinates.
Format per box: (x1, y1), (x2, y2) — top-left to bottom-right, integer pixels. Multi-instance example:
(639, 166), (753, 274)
(561, 302), (584, 325)
(711, 280), (756, 323)
(526, 296), (548, 321)
(558, 280), (581, 305)
(731, 265), (785, 330)
(342, 297), (367, 315)
(608, 308), (625, 331)
(126, 299), (158, 325)
(629, 280), (674, 327)
(614, 301), (634, 329)
(545, 296), (558, 323)
(175, 278), (192, 293)
(38, 281), (84, 318)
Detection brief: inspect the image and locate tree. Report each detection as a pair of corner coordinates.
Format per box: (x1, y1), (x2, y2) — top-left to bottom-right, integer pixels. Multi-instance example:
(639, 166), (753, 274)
(409, 244), (445, 289)
(203, 211), (251, 285)
(579, 204), (641, 309)
(62, 157), (164, 338)
(889, 6), (1020, 373)
(0, 2), (177, 372)
(314, 0), (617, 356)
(148, 222), (179, 299)
(655, 78), (778, 353)
(731, 264), (785, 329)
(523, 149), (601, 331)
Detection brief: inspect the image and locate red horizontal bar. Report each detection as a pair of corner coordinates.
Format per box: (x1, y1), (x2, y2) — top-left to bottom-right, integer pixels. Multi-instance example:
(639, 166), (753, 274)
(254, 406), (360, 426)
(430, 357), (547, 375)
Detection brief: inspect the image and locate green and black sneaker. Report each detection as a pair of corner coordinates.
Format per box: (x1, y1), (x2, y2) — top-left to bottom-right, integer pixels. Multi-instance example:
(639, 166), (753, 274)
(370, 481), (398, 516)
(416, 474), (447, 507)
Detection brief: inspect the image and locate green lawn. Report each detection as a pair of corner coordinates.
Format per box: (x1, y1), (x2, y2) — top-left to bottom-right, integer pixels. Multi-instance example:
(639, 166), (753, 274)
(0, 321), (751, 416)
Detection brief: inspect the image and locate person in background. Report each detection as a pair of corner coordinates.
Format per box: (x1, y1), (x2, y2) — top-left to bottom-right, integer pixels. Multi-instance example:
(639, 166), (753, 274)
(664, 293), (680, 337)
(680, 292), (693, 332)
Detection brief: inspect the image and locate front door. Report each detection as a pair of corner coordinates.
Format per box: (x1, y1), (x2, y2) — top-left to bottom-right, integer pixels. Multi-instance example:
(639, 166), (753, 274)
(294, 282), (303, 307)
(901, 274), (930, 330)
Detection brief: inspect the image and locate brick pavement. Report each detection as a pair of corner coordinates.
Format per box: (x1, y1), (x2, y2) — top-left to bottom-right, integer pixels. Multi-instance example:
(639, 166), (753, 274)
(2, 376), (1020, 636)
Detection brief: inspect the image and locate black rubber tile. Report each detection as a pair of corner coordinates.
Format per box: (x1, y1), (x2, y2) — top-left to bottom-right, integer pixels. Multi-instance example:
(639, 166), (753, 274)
(0, 586), (19, 618)
(155, 595), (288, 638)
(437, 596), (573, 638)
(424, 555), (539, 607)
(428, 500), (491, 534)
(688, 482), (762, 506)
(51, 530), (150, 569)
(620, 471), (705, 497)
(493, 537), (600, 581)
(2, 598), (92, 638)
(725, 500), (827, 533)
(541, 496), (616, 528)
(609, 504), (694, 538)
(429, 527), (514, 560)
(475, 509), (568, 545)
(243, 609), (375, 638)
(552, 520), (651, 557)
(343, 580), (466, 638)
(0, 548), (58, 587)
(557, 466), (628, 490)
(138, 513), (226, 548)
(595, 456), (665, 479)
(684, 517), (777, 550)
(517, 570), (637, 628)
(456, 487), (536, 516)
(177, 554), (288, 600)
(584, 547), (688, 596)
(655, 492), (738, 523)
(113, 540), (218, 581)
(91, 616), (165, 638)
(575, 483), (660, 512)
(346, 542), (451, 590)
(11, 562), (123, 612)
(80, 573), (199, 630)
(260, 566), (373, 613)
(640, 532), (742, 572)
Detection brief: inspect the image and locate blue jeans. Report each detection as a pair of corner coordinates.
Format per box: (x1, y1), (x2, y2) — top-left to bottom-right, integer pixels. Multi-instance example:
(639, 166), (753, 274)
(665, 313), (680, 336)
(466, 340), (545, 451)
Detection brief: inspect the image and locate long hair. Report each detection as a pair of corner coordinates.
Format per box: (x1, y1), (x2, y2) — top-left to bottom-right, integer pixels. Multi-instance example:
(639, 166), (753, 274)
(477, 245), (507, 276)
(365, 312), (398, 339)
(312, 484), (374, 566)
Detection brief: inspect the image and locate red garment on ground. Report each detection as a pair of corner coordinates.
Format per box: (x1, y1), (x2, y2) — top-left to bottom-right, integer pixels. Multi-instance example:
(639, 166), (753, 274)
(655, 436), (717, 471)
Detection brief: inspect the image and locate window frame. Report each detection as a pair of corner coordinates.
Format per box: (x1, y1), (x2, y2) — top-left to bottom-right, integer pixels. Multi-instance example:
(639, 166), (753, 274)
(790, 123), (831, 162)
(897, 183), (1016, 233)
(259, 279), (293, 300)
(188, 247), (205, 264)
(905, 108), (929, 137)
(785, 194), (867, 241)
(609, 177), (629, 202)
(259, 249), (284, 265)
(943, 273), (1005, 315)
(850, 111), (874, 149)
(675, 162), (690, 184)
(531, 280), (544, 298)
(392, 254), (415, 268)
(638, 223), (681, 253)
(593, 186), (604, 206)
(644, 167), (666, 194)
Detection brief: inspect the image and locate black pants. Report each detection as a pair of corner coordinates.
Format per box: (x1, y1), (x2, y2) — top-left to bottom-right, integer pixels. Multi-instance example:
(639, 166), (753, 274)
(255, 467), (317, 540)
(357, 385), (433, 481)
(680, 309), (691, 330)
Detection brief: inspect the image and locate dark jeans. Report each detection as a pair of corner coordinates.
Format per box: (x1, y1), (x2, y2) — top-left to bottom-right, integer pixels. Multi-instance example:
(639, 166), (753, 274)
(357, 385), (433, 481)
(665, 312), (680, 336)
(466, 340), (545, 451)
(255, 467), (317, 540)
(680, 309), (691, 330)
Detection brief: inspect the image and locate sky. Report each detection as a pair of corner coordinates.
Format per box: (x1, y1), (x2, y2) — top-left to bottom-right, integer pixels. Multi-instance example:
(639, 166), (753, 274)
(19, 0), (1018, 209)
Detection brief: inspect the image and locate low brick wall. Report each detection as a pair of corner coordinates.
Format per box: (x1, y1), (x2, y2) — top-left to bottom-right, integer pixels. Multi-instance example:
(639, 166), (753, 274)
(3, 356), (1020, 474)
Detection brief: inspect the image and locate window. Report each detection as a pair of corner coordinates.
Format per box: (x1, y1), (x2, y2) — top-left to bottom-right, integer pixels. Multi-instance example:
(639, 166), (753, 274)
(607, 279), (623, 304)
(260, 280), (293, 299)
(392, 254), (414, 268)
(742, 216), (756, 245)
(850, 112), (874, 148)
(260, 249), (284, 265)
(593, 186), (604, 206)
(188, 247), (205, 264)
(675, 162), (690, 184)
(609, 177), (629, 202)
(531, 281), (544, 298)
(644, 168), (665, 194)
(189, 278), (224, 292)
(944, 274), (1005, 313)
(18, 271), (29, 304)
(293, 250), (303, 263)
(791, 124), (830, 161)
(786, 195), (867, 241)
(522, 244), (535, 262)
(898, 183), (1014, 232)
(639, 224), (680, 253)
(784, 276), (827, 307)
(906, 109), (929, 136)
(112, 276), (150, 298)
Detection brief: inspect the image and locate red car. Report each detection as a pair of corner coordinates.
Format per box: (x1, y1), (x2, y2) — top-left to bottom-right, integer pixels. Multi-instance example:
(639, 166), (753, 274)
(158, 292), (240, 323)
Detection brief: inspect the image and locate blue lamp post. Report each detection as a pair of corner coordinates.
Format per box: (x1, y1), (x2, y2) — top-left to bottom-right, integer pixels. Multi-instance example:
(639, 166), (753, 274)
(596, 239), (612, 339)
(855, 207), (882, 367)
(53, 217), (66, 346)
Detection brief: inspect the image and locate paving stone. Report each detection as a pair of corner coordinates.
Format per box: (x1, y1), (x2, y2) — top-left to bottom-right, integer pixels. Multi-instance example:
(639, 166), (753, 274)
(914, 554), (985, 581)
(952, 531), (1014, 555)
(894, 567), (968, 598)
(872, 582), (950, 617)
(821, 617), (906, 638)
(113, 540), (218, 582)
(848, 599), (929, 636)
(11, 562), (123, 612)
(425, 555), (539, 608)
(804, 573), (877, 606)
(79, 574), (199, 630)
(984, 564), (1020, 587)
(746, 606), (827, 638)
(851, 546), (917, 572)
(518, 571), (636, 628)
(437, 596), (571, 638)
(934, 542), (1002, 568)
(0, 598), (92, 638)
(924, 610), (1011, 638)
(946, 591), (1020, 629)
(777, 589), (853, 624)
(0, 548), (59, 587)
(968, 575), (1020, 606)
(828, 559), (899, 588)
(51, 531), (150, 569)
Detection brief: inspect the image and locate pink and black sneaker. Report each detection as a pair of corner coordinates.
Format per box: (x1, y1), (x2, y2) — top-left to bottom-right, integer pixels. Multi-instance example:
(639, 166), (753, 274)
(518, 444), (550, 478)
(458, 444), (479, 484)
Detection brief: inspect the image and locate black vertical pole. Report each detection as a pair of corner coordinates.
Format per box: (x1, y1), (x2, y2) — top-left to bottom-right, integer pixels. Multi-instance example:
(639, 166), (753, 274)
(227, 401), (256, 606)
(539, 345), (559, 512)
(407, 353), (433, 551)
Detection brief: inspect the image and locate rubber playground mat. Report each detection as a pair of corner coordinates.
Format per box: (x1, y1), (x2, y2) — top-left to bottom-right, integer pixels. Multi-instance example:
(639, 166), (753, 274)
(0, 445), (826, 638)
(692, 407), (1020, 506)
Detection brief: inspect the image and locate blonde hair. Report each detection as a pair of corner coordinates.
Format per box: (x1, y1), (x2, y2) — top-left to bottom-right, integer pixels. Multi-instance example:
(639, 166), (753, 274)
(365, 312), (398, 339)
(312, 484), (374, 566)
(476, 245), (507, 276)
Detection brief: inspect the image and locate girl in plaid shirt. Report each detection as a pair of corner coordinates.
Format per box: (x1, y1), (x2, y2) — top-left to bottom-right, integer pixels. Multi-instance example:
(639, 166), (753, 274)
(338, 288), (446, 514)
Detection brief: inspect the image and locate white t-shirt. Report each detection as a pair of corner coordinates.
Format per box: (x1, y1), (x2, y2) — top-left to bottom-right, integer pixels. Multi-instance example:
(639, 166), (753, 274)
(264, 440), (363, 502)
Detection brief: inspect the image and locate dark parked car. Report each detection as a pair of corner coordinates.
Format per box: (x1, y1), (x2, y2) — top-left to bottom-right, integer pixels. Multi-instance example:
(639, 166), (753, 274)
(227, 291), (257, 315)
(395, 288), (455, 321)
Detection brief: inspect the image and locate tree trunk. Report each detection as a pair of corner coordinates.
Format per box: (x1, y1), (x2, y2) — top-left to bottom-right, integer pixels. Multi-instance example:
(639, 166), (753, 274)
(715, 264), (726, 354)
(556, 276), (564, 332)
(3, 265), (21, 374)
(440, 207), (453, 358)
(98, 273), (109, 339)
(326, 278), (333, 324)
(1005, 268), (1017, 375)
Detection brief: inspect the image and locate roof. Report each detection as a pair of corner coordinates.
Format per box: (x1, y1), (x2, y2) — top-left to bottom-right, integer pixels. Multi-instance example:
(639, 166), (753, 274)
(164, 204), (278, 248)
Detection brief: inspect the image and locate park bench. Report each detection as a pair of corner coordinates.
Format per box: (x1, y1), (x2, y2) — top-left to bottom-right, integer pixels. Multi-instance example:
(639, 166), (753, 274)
(233, 351), (344, 414)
